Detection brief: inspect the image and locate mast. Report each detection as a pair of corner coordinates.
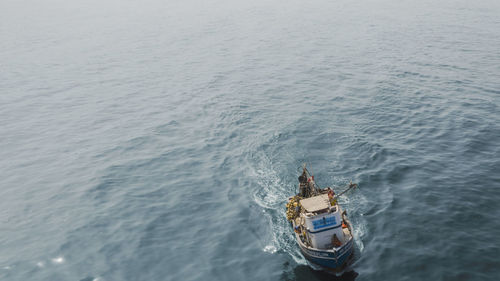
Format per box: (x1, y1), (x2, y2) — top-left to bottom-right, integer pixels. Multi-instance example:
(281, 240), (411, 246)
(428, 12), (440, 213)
(298, 163), (319, 197)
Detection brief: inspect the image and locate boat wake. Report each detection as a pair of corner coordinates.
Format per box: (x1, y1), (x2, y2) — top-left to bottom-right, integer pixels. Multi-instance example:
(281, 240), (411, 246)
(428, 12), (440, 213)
(336, 188), (368, 254)
(250, 154), (307, 266)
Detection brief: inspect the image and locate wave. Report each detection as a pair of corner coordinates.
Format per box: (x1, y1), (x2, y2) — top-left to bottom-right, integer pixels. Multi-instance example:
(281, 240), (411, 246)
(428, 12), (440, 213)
(250, 152), (307, 265)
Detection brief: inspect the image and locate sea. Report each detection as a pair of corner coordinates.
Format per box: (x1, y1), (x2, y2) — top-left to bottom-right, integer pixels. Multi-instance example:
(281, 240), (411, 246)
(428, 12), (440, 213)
(1, 0), (499, 280)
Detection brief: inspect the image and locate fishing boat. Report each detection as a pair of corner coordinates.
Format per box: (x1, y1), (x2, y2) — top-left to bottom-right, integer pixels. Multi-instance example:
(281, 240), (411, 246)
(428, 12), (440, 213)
(286, 165), (357, 274)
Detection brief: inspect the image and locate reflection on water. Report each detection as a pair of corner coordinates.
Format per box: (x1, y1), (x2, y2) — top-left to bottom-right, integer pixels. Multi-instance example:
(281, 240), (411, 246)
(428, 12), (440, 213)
(282, 265), (358, 281)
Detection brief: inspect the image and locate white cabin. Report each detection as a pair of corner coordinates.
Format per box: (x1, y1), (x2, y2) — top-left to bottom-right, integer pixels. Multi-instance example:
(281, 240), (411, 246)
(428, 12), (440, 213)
(299, 194), (348, 249)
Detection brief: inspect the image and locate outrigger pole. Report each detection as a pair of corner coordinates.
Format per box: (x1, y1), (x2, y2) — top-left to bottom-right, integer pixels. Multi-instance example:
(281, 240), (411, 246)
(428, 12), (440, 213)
(334, 181), (358, 199)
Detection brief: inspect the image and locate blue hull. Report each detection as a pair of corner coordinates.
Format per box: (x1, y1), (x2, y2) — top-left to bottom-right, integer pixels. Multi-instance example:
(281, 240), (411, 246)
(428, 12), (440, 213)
(297, 236), (354, 273)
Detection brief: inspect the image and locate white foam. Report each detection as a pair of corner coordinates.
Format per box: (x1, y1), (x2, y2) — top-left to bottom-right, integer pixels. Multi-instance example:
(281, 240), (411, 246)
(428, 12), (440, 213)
(51, 256), (65, 264)
(338, 185), (370, 253)
(263, 245), (277, 254)
(250, 154), (308, 266)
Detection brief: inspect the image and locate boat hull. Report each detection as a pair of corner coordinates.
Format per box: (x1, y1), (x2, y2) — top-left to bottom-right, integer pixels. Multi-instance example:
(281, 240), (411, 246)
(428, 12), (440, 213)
(296, 233), (354, 274)
(288, 166), (357, 274)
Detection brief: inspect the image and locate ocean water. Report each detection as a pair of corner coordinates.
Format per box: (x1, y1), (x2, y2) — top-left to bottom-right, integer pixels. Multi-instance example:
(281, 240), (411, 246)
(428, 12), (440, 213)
(1, 0), (500, 280)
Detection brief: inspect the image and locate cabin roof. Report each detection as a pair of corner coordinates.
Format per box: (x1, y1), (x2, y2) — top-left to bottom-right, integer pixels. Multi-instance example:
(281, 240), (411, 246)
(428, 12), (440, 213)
(300, 194), (330, 213)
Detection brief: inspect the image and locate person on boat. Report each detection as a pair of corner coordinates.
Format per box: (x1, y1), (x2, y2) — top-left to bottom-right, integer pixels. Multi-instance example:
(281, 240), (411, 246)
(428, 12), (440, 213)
(298, 170), (308, 197)
(342, 220), (348, 229)
(294, 226), (300, 234)
(327, 188), (337, 206)
(332, 234), (342, 247)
